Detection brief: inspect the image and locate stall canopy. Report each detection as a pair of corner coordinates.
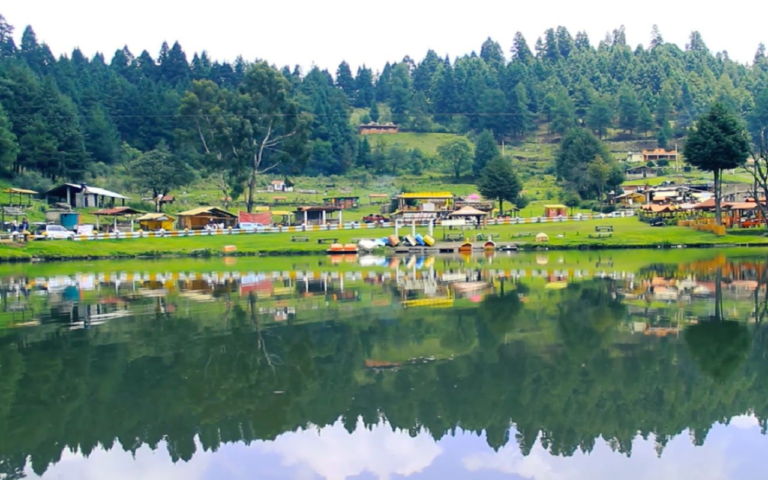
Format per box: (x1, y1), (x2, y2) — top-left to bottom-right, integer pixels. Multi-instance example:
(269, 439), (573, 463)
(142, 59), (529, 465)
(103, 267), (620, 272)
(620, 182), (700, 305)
(3, 188), (38, 207)
(93, 206), (144, 231)
(450, 206), (488, 217)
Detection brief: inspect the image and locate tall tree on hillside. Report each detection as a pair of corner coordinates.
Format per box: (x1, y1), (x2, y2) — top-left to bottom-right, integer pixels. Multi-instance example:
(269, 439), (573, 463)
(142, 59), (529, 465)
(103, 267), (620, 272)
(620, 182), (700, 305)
(389, 63), (411, 125)
(586, 95), (614, 139)
(478, 157), (522, 214)
(551, 91), (577, 135)
(335, 61), (355, 100)
(473, 130), (500, 176)
(0, 14), (17, 57)
(556, 128), (617, 198)
(180, 63), (311, 212)
(369, 100), (380, 123)
(480, 37), (505, 71)
(684, 103), (750, 225)
(617, 86), (640, 133)
(438, 139), (473, 179)
(510, 32), (534, 64)
(433, 58), (458, 125)
(375, 62), (393, 102)
(413, 50), (441, 92)
(0, 105), (18, 171)
(131, 141), (194, 212)
(638, 104), (654, 137)
(159, 41), (190, 85)
(354, 66), (375, 107)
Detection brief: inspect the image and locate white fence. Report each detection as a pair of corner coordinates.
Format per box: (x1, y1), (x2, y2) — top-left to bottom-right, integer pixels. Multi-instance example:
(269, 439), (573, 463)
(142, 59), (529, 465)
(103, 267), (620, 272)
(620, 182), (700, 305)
(53, 211), (635, 242)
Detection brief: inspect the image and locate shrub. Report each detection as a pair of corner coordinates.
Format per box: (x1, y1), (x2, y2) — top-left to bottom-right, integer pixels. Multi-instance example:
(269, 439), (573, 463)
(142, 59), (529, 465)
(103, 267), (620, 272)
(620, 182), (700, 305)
(14, 171), (53, 194)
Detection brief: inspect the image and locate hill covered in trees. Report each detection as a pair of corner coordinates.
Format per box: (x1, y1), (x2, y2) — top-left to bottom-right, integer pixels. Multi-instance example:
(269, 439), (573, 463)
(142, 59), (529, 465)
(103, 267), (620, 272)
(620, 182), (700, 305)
(1, 14), (768, 204)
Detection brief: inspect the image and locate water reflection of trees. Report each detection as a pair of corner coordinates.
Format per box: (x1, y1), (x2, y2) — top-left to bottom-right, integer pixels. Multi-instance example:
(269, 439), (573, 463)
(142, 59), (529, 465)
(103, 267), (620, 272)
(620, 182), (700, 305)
(1, 279), (768, 478)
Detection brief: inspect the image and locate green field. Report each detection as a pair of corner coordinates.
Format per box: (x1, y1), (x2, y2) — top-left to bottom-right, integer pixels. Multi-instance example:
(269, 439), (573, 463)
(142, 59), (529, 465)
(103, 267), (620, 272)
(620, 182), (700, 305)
(3, 217), (767, 262)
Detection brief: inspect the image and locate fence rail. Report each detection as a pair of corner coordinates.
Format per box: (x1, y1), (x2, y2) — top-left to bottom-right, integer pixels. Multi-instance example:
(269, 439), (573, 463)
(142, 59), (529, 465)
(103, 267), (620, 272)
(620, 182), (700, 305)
(52, 211), (635, 242)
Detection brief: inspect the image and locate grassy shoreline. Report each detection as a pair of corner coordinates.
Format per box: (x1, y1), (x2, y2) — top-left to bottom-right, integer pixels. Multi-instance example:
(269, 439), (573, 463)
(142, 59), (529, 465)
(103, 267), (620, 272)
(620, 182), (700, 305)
(2, 217), (767, 262)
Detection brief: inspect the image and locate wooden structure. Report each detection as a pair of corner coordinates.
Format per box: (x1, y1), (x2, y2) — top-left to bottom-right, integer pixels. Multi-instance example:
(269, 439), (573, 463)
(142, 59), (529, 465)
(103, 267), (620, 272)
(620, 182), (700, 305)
(3, 188), (37, 207)
(177, 207), (237, 230)
(369, 193), (389, 205)
(137, 213), (175, 231)
(614, 191), (645, 206)
(323, 196), (360, 209)
(269, 179), (293, 192)
(543, 205), (567, 218)
(46, 183), (129, 209)
(449, 206), (488, 227)
(93, 207), (144, 232)
(358, 122), (399, 135)
(397, 192), (455, 213)
(642, 148), (679, 162)
(295, 206), (341, 226)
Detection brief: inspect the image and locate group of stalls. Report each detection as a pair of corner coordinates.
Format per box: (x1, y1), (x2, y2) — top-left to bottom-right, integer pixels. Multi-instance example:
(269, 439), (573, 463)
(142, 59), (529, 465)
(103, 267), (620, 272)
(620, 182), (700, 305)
(639, 199), (766, 228)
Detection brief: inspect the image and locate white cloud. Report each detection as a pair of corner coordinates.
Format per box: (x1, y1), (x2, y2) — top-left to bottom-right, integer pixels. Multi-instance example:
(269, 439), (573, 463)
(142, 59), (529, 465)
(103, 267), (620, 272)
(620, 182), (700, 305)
(260, 418), (443, 480)
(728, 415), (759, 430)
(25, 443), (214, 480)
(462, 431), (737, 480)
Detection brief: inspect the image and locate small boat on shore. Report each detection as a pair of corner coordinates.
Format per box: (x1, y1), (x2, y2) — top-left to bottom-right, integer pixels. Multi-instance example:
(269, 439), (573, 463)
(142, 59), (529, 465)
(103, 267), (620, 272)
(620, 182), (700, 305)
(483, 240), (496, 251)
(423, 235), (435, 246)
(327, 243), (358, 254)
(458, 241), (472, 253)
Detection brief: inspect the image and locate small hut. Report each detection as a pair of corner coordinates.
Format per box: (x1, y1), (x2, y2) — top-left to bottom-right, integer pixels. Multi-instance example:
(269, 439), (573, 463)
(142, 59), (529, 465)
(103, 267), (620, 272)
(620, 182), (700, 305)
(543, 205), (568, 218)
(535, 232), (549, 243)
(324, 196), (360, 209)
(295, 206), (341, 226)
(137, 213), (175, 231)
(93, 206), (144, 232)
(177, 207), (238, 230)
(449, 206), (488, 227)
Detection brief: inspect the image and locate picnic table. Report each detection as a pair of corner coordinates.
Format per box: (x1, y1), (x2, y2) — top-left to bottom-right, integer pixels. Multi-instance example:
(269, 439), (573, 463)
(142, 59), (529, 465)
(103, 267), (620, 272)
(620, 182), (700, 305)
(291, 235), (310, 242)
(317, 237), (338, 244)
(595, 225), (614, 232)
(444, 233), (464, 242)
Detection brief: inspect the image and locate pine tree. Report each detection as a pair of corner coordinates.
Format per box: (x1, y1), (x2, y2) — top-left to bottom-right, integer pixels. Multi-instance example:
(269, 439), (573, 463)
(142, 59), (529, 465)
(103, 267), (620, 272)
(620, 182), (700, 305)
(335, 61), (356, 100)
(638, 104), (654, 137)
(586, 95), (613, 139)
(0, 104), (18, 171)
(369, 100), (380, 123)
(478, 156), (522, 214)
(511, 32), (534, 64)
(617, 86), (640, 133)
(433, 58), (458, 125)
(354, 66), (375, 107)
(473, 130), (500, 176)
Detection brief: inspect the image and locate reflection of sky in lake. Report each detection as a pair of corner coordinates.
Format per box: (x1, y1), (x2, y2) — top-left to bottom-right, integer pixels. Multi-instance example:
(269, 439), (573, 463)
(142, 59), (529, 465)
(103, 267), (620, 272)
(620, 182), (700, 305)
(26, 416), (768, 480)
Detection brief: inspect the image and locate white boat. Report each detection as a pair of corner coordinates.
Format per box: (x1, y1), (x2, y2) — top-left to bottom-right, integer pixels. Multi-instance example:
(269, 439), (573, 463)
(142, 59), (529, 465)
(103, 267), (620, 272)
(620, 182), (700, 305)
(358, 239), (379, 252)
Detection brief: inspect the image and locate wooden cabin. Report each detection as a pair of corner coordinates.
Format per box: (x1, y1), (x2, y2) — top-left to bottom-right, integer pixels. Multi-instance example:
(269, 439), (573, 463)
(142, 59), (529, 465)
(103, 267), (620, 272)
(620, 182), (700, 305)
(177, 207), (238, 230)
(358, 122), (399, 135)
(137, 213), (176, 231)
(323, 196), (360, 209)
(543, 205), (568, 218)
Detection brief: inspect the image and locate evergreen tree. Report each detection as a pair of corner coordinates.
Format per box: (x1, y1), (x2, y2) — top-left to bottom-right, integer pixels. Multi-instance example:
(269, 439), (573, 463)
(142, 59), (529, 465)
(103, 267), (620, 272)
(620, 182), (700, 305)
(480, 37), (505, 70)
(389, 63), (411, 125)
(354, 66), (375, 107)
(638, 104), (654, 137)
(413, 50), (441, 92)
(617, 86), (640, 133)
(511, 32), (534, 64)
(478, 156), (522, 214)
(438, 139), (473, 178)
(473, 130), (500, 176)
(335, 61), (356, 100)
(586, 95), (614, 139)
(0, 104), (18, 171)
(369, 100), (380, 123)
(375, 62), (393, 102)
(356, 137), (372, 168)
(684, 103), (750, 225)
(433, 58), (458, 125)
(551, 91), (577, 135)
(409, 91), (432, 132)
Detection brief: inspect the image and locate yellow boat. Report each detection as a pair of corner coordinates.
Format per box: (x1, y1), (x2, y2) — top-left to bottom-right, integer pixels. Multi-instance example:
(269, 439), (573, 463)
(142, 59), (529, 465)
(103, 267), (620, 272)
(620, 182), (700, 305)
(423, 235), (435, 246)
(458, 241), (473, 253)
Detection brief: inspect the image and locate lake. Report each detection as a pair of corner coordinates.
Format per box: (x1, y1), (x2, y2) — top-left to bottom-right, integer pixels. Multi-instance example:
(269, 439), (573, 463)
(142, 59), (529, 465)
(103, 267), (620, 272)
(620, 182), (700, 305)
(1, 249), (768, 480)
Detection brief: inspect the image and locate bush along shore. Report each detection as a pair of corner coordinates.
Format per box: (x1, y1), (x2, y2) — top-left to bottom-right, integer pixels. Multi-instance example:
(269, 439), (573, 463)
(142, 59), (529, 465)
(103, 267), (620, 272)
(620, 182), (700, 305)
(2, 218), (768, 262)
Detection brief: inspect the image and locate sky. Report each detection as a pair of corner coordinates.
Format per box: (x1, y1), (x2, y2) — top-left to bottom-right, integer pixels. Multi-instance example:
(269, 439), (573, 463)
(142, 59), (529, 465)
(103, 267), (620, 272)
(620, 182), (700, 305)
(26, 417), (768, 480)
(3, 0), (768, 74)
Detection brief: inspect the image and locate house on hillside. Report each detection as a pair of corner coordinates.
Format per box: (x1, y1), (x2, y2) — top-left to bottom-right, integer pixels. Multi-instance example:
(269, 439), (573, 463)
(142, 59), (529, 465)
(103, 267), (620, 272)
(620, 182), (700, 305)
(46, 183), (130, 209)
(358, 122), (399, 135)
(269, 179), (294, 192)
(323, 196), (360, 209)
(642, 148), (679, 163)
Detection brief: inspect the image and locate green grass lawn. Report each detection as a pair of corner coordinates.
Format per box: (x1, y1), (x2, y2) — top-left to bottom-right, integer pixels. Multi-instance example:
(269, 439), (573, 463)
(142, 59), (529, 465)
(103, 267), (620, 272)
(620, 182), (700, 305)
(3, 217), (767, 261)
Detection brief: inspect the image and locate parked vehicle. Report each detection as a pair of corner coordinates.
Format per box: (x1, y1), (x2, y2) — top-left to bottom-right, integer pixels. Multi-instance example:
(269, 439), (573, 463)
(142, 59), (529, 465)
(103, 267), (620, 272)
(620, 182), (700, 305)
(363, 214), (390, 223)
(36, 224), (75, 240)
(238, 222), (265, 232)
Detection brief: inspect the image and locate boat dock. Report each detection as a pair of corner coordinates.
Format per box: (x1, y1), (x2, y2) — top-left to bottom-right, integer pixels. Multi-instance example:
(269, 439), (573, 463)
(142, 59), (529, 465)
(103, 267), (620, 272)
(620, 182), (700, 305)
(392, 242), (517, 254)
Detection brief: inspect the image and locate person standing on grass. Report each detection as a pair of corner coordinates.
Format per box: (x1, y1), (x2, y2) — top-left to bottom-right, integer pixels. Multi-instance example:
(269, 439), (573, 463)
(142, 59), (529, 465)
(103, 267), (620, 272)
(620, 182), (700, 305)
(21, 218), (29, 233)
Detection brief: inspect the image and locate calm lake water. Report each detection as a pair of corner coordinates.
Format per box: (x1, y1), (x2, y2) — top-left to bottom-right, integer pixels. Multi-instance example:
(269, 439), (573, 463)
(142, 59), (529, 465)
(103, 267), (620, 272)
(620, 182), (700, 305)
(2, 250), (768, 480)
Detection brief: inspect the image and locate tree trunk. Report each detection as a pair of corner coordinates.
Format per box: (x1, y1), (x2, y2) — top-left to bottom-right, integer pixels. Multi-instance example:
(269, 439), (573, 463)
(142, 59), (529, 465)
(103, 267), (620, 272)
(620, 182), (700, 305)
(499, 198), (504, 217)
(714, 169), (722, 226)
(247, 169), (256, 213)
